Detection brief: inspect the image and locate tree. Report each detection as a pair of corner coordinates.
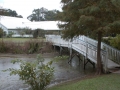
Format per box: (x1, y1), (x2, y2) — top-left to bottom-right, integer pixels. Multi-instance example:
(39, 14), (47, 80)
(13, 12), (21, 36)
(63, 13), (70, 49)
(0, 28), (3, 38)
(33, 29), (39, 38)
(0, 8), (23, 18)
(17, 27), (32, 35)
(24, 27), (33, 35)
(27, 7), (60, 21)
(0, 7), (5, 15)
(17, 15), (23, 18)
(58, 0), (120, 74)
(45, 10), (60, 21)
(7, 31), (14, 38)
(27, 7), (48, 21)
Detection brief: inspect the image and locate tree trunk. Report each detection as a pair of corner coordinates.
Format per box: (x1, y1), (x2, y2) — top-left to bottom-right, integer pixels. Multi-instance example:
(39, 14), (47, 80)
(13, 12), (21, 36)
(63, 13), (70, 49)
(96, 31), (103, 74)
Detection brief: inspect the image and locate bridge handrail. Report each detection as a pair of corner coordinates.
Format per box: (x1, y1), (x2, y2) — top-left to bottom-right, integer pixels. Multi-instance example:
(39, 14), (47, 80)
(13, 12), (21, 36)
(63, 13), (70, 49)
(75, 35), (120, 64)
(45, 35), (120, 65)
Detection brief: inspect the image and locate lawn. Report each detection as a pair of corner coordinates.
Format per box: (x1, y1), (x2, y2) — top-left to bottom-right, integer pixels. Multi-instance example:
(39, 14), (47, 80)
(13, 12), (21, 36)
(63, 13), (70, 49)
(0, 37), (45, 43)
(47, 74), (120, 90)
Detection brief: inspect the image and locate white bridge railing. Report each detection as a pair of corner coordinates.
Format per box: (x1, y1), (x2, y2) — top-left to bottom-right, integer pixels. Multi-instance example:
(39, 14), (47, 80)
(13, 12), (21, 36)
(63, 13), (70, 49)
(45, 35), (120, 71)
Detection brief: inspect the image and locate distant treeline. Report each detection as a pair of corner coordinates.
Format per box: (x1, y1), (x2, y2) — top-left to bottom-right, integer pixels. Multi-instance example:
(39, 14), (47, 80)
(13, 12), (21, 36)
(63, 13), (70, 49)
(0, 8), (23, 18)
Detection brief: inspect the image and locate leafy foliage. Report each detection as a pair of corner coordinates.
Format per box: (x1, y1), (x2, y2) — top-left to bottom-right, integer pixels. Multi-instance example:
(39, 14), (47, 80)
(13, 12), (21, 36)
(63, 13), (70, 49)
(102, 37), (112, 45)
(27, 7), (60, 21)
(0, 28), (3, 38)
(33, 29), (39, 38)
(3, 54), (54, 90)
(0, 8), (23, 18)
(58, 0), (120, 74)
(0, 40), (52, 54)
(109, 34), (120, 50)
(58, 0), (120, 39)
(27, 40), (43, 54)
(0, 41), (8, 53)
(7, 31), (14, 38)
(16, 27), (32, 35)
(33, 29), (45, 38)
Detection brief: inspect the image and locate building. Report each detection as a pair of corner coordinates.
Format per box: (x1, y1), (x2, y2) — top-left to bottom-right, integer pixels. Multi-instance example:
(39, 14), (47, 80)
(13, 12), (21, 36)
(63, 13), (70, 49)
(0, 16), (61, 37)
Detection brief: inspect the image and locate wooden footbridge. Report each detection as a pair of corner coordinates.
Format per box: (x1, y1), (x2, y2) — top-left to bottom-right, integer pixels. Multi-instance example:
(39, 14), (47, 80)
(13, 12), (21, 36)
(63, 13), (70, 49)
(45, 35), (120, 72)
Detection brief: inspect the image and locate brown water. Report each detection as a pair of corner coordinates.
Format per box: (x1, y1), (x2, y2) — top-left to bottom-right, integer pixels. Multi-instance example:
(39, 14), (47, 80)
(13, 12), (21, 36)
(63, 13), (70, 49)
(0, 53), (95, 90)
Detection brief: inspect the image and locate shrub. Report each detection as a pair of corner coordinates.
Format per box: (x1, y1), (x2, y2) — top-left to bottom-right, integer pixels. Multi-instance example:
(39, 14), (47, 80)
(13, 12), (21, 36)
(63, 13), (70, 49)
(102, 37), (112, 45)
(7, 31), (14, 38)
(109, 34), (120, 50)
(25, 40), (44, 54)
(3, 54), (54, 90)
(33, 29), (39, 38)
(0, 41), (9, 53)
(0, 39), (53, 54)
(40, 42), (53, 54)
(0, 28), (3, 38)
(7, 42), (23, 54)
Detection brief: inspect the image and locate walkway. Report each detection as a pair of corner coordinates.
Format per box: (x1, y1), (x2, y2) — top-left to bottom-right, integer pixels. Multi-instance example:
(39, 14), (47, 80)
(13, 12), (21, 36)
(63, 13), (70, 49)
(45, 35), (120, 72)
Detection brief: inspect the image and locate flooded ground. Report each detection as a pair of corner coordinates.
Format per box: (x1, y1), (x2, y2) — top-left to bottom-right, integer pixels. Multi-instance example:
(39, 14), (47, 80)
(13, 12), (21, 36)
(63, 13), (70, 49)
(0, 53), (95, 90)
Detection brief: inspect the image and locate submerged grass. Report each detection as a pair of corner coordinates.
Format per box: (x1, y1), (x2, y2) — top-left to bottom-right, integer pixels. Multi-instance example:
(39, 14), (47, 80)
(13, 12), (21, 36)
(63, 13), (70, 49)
(47, 74), (120, 90)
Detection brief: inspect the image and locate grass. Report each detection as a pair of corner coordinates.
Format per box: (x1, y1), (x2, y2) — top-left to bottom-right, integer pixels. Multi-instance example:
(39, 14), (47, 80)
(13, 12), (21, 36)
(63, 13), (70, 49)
(0, 37), (45, 43)
(47, 74), (120, 90)
(0, 37), (48, 53)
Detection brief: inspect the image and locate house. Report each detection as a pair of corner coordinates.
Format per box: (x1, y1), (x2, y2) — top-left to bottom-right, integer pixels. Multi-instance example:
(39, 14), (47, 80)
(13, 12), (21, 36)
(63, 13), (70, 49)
(0, 16), (61, 37)
(0, 15), (31, 35)
(24, 21), (61, 35)
(0, 22), (8, 34)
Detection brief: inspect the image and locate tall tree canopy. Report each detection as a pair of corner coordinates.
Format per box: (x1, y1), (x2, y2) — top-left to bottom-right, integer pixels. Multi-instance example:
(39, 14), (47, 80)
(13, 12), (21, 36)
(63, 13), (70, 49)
(58, 0), (120, 74)
(0, 8), (23, 18)
(27, 7), (60, 21)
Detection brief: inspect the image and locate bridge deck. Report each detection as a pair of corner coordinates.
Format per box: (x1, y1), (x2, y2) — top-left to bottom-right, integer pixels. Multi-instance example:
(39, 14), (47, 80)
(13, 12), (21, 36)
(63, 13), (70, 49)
(45, 35), (120, 71)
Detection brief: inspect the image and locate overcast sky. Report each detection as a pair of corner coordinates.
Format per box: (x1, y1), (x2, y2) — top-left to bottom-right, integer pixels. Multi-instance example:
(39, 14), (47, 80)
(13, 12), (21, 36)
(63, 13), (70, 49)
(0, 0), (62, 18)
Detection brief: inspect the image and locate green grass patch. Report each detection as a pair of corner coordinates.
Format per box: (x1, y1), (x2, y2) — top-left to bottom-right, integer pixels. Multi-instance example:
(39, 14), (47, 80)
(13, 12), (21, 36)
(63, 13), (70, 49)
(0, 37), (45, 43)
(47, 74), (120, 90)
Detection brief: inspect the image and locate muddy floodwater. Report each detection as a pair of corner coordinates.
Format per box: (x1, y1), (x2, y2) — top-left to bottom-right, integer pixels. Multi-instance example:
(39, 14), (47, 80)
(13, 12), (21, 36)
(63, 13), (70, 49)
(0, 53), (95, 90)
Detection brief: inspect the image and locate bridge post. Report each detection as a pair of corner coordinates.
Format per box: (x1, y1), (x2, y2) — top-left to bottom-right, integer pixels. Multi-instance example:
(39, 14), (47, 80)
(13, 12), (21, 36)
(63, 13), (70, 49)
(85, 43), (88, 59)
(83, 56), (86, 70)
(53, 45), (56, 51)
(104, 50), (108, 73)
(60, 45), (62, 56)
(68, 45), (72, 63)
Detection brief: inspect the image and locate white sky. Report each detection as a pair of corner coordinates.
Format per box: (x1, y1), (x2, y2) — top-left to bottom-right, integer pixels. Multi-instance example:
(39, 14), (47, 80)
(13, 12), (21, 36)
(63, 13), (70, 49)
(0, 0), (62, 18)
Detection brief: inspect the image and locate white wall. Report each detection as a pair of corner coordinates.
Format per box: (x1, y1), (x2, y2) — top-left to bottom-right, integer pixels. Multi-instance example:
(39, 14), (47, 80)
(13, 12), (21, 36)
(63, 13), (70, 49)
(0, 23), (8, 34)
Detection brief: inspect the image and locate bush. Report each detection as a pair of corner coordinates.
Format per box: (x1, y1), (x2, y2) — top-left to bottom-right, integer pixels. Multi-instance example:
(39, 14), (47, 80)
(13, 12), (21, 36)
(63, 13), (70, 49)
(0, 41), (24, 54)
(102, 37), (112, 45)
(7, 42), (23, 54)
(3, 54), (54, 90)
(0, 41), (9, 53)
(33, 29), (39, 38)
(25, 40), (44, 54)
(0, 28), (3, 38)
(40, 42), (53, 54)
(0, 39), (53, 54)
(109, 34), (120, 50)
